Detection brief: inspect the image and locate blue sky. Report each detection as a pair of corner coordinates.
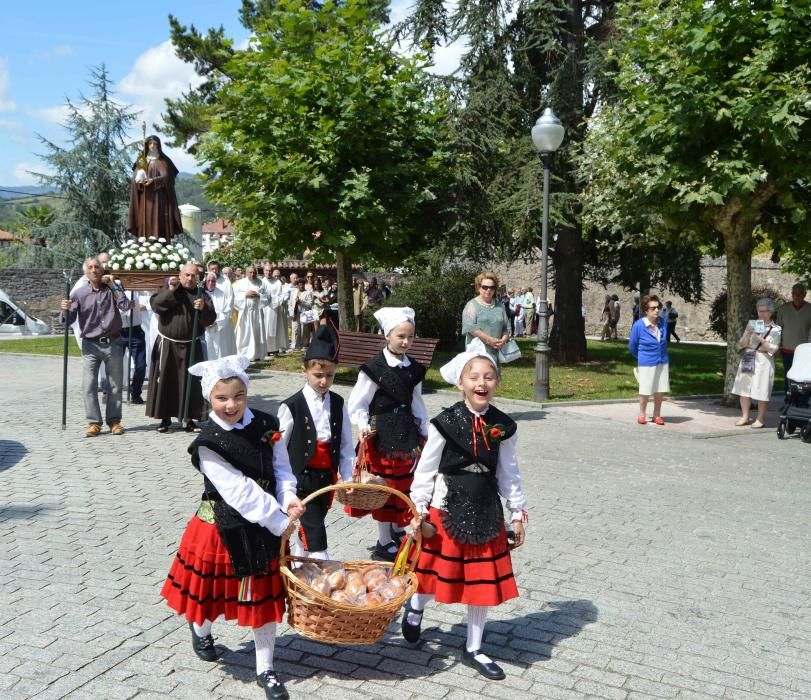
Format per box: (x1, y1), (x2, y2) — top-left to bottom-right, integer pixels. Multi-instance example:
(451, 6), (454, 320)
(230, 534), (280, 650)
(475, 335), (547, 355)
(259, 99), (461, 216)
(0, 1), (463, 187)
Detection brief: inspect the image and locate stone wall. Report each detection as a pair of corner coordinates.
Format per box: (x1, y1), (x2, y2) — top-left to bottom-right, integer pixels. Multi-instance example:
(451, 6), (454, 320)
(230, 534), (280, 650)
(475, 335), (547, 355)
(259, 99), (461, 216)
(0, 269), (70, 331)
(492, 255), (799, 341)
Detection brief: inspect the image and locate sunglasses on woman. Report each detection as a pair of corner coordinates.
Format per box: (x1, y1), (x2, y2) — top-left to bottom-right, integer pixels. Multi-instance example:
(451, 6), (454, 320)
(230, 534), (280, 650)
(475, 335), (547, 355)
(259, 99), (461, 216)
(480, 284), (496, 290)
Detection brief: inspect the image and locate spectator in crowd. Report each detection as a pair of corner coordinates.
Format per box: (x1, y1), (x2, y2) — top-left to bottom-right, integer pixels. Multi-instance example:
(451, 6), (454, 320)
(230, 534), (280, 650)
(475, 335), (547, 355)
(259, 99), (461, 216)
(505, 288), (517, 337)
(776, 282), (811, 391)
(353, 278), (367, 332)
(235, 266), (244, 280)
(60, 257), (130, 436)
(147, 263), (216, 433)
(513, 296), (526, 337)
(233, 264), (268, 362)
(367, 277), (385, 306)
(304, 271), (315, 291)
(629, 294), (669, 425)
(731, 298), (781, 428)
(664, 301), (680, 343)
(203, 272), (237, 360)
(296, 277), (317, 348)
(117, 283), (148, 404)
(462, 271), (510, 368)
(524, 287), (535, 336)
(610, 294), (621, 340)
(632, 295), (640, 324)
(326, 279), (340, 328)
(600, 294), (612, 341)
(286, 272), (302, 350)
(221, 266), (235, 283)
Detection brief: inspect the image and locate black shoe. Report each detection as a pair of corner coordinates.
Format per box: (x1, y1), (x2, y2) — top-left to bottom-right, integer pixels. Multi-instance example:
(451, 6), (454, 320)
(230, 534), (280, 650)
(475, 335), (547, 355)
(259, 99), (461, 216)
(157, 419), (171, 433)
(389, 524), (404, 546)
(401, 597), (423, 643)
(371, 540), (398, 562)
(256, 669), (289, 700)
(130, 395), (145, 405)
(184, 420), (201, 433)
(189, 623), (218, 662)
(461, 648), (505, 680)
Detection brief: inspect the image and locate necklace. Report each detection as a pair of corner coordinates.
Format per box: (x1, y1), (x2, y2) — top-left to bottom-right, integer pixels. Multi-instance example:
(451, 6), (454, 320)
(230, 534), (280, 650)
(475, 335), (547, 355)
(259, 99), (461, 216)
(387, 347), (405, 359)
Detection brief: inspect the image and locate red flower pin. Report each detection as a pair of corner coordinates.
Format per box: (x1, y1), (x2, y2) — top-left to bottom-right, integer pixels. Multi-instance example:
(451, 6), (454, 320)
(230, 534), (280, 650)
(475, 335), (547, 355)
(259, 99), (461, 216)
(484, 423), (506, 441)
(263, 430), (284, 443)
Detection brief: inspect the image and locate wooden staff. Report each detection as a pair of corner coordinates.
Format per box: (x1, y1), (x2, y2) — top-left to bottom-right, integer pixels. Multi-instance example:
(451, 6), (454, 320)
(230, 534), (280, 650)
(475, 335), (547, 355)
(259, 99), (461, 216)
(181, 282), (203, 424)
(61, 270), (72, 431)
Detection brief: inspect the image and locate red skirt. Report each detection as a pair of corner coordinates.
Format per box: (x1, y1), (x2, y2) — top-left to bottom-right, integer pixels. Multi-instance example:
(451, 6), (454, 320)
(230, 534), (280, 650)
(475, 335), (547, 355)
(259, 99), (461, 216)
(161, 515), (286, 629)
(415, 506), (518, 606)
(344, 438), (416, 526)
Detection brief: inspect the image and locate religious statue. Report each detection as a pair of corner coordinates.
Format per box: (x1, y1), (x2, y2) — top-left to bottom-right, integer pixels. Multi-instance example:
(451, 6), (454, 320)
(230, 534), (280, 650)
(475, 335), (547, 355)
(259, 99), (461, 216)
(127, 128), (183, 242)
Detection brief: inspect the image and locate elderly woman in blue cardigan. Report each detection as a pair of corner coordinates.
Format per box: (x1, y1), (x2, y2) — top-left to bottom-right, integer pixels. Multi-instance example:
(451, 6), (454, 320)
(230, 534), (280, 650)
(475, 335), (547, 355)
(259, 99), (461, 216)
(629, 294), (670, 425)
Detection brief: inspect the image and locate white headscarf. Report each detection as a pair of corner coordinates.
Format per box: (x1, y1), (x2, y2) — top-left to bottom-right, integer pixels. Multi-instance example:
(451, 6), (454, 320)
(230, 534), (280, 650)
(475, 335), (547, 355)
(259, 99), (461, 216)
(439, 338), (497, 385)
(373, 306), (416, 336)
(188, 354), (251, 399)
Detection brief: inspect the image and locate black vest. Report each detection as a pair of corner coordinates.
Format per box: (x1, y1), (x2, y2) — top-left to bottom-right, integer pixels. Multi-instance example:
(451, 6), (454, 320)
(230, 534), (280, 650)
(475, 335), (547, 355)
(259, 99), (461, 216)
(360, 351), (426, 455)
(281, 389), (344, 476)
(190, 409), (280, 499)
(431, 401), (517, 474)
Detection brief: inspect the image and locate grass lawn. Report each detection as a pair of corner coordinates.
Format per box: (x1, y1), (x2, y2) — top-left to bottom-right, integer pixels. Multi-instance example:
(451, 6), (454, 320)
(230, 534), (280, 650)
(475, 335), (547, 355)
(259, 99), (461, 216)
(1, 334), (762, 402)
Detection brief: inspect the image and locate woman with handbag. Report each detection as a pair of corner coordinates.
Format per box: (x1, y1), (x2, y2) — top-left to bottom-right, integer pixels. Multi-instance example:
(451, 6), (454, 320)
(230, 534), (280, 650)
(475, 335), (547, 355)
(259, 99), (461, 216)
(462, 271), (511, 368)
(628, 294), (670, 425)
(731, 298), (782, 428)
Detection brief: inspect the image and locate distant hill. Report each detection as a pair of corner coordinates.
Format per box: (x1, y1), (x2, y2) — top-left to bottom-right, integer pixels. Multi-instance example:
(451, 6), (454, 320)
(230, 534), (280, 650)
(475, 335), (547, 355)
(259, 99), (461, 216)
(0, 185), (58, 200)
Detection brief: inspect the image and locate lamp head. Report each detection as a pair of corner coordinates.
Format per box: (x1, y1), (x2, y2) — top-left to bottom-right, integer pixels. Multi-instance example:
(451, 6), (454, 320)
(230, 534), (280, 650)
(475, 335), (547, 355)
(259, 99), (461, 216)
(531, 107), (565, 154)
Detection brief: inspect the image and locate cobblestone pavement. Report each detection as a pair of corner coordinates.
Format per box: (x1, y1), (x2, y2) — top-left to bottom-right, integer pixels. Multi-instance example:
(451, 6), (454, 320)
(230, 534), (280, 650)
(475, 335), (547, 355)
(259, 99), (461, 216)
(1, 354), (809, 700)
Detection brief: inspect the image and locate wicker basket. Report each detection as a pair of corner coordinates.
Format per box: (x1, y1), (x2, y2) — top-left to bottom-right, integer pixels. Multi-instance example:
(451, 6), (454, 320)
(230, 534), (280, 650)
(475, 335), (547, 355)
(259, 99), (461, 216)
(334, 437), (390, 511)
(279, 482), (421, 645)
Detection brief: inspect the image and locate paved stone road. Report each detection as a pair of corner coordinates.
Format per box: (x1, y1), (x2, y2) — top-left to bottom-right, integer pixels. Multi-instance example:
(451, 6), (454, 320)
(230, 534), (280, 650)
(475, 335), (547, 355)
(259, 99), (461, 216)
(1, 354), (809, 699)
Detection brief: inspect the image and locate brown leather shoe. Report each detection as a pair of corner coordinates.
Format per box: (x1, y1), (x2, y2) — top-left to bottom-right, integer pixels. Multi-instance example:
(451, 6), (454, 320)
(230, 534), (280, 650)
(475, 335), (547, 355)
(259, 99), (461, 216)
(85, 424), (102, 437)
(110, 423), (125, 435)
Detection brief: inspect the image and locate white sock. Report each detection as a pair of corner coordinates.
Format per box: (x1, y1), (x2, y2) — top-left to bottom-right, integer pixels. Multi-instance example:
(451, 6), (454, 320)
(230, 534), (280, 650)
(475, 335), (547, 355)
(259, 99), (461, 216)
(466, 605), (492, 661)
(407, 593), (434, 626)
(192, 620), (212, 637)
(378, 522), (393, 546)
(305, 549), (329, 561)
(253, 622), (277, 675)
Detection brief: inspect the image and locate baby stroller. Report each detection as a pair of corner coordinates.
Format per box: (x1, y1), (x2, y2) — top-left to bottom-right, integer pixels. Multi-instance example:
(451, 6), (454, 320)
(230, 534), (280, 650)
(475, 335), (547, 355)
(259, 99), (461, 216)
(777, 342), (811, 441)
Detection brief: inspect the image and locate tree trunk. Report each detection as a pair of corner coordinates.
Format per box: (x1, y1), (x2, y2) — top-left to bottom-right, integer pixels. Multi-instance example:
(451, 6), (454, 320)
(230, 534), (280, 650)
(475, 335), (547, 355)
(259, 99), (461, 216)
(720, 226), (753, 406)
(335, 250), (354, 330)
(550, 220), (587, 363)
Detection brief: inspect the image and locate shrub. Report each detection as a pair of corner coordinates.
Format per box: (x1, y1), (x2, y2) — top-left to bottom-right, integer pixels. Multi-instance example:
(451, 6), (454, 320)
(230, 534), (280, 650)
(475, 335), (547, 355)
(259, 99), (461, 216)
(708, 285), (786, 338)
(374, 265), (478, 350)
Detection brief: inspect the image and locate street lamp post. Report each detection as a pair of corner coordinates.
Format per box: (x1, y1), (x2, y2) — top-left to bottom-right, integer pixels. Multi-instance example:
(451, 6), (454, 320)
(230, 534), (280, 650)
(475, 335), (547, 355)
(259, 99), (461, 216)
(531, 107), (565, 402)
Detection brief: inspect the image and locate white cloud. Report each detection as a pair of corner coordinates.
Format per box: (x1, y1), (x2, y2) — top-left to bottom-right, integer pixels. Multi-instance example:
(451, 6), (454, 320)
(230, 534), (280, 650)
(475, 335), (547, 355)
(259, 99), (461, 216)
(29, 104), (70, 124)
(118, 40), (206, 172)
(0, 119), (23, 129)
(0, 57), (16, 112)
(12, 161), (51, 186)
(30, 43), (75, 63)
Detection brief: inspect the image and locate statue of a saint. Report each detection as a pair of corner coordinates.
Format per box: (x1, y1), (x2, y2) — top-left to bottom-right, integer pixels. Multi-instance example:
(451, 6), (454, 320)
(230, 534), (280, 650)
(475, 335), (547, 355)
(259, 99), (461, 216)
(127, 134), (183, 241)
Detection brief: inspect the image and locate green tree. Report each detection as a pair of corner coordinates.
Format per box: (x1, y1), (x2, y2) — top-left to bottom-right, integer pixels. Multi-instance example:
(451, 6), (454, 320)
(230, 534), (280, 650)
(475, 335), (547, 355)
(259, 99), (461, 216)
(397, 0), (618, 363)
(33, 66), (138, 268)
(196, 0), (451, 326)
(580, 0), (811, 400)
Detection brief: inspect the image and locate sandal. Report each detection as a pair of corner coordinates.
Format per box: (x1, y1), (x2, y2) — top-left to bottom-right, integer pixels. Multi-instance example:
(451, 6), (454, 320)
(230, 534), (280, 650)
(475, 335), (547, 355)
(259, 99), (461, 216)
(637, 416), (647, 425)
(653, 417), (665, 426)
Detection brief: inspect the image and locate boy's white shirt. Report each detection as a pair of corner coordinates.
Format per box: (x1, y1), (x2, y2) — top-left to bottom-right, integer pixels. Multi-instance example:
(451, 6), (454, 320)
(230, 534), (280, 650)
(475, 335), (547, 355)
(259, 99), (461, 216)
(347, 347), (429, 435)
(277, 384), (355, 482)
(198, 407), (298, 537)
(409, 401), (527, 523)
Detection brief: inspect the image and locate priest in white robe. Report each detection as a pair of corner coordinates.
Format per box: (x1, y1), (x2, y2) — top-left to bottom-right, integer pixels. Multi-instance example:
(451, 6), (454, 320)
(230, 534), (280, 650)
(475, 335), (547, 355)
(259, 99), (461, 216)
(203, 272), (237, 360)
(261, 265), (289, 354)
(233, 264), (268, 361)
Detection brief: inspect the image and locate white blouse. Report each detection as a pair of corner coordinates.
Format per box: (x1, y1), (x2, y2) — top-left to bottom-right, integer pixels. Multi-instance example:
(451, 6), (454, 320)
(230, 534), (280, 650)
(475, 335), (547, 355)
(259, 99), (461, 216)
(277, 384), (355, 482)
(347, 347), (429, 436)
(409, 402), (527, 523)
(198, 408), (298, 537)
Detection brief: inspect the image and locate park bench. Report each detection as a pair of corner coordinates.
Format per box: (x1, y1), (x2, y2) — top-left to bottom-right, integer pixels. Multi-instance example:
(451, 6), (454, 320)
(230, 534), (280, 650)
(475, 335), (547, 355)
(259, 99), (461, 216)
(336, 330), (439, 369)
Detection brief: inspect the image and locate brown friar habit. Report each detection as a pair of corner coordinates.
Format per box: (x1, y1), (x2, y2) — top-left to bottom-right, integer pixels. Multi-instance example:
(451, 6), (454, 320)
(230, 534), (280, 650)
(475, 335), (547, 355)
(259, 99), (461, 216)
(146, 284), (216, 421)
(127, 157), (183, 240)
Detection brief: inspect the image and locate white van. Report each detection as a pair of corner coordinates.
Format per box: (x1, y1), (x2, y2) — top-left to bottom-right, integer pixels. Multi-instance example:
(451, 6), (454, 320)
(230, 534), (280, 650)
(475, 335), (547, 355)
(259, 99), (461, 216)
(0, 289), (51, 335)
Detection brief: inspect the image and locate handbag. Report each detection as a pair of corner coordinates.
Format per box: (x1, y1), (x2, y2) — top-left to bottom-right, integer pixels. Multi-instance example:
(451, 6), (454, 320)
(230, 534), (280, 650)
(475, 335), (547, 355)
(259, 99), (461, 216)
(498, 339), (522, 364)
(739, 350), (756, 374)
(299, 309), (319, 324)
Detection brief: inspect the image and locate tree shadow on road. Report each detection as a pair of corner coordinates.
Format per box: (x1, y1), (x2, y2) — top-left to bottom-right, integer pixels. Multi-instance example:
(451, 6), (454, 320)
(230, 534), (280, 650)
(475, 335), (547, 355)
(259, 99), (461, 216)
(0, 439), (27, 473)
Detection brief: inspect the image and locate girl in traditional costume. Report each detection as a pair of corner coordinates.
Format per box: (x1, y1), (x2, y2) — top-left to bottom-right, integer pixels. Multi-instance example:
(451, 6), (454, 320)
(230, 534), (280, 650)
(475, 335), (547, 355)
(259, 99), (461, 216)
(346, 306), (429, 561)
(160, 355), (304, 700)
(402, 339), (528, 681)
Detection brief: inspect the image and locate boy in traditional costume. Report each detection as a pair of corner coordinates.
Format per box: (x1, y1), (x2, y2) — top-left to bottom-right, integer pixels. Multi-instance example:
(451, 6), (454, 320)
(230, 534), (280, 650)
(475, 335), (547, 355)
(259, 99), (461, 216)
(277, 324), (354, 560)
(402, 339), (528, 681)
(346, 307), (429, 561)
(160, 355), (304, 700)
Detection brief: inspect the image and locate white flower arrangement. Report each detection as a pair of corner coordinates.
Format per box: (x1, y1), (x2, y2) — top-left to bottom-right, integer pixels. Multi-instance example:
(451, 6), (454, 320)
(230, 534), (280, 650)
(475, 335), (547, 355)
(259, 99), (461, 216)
(108, 237), (192, 272)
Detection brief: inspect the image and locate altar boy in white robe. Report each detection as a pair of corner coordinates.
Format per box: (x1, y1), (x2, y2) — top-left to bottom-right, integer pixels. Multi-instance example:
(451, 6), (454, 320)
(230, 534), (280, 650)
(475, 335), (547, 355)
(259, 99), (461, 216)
(203, 272), (237, 360)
